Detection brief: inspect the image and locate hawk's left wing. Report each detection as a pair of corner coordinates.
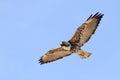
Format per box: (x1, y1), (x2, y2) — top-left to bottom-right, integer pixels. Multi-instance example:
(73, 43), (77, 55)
(39, 47), (74, 64)
(69, 12), (104, 47)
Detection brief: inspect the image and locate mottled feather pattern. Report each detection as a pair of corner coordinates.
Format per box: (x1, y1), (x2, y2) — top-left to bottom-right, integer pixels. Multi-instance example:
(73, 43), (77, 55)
(39, 47), (74, 64)
(70, 12), (104, 46)
(39, 12), (104, 64)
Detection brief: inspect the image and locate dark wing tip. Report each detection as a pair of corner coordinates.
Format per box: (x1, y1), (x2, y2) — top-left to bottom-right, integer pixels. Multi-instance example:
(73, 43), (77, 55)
(38, 56), (57, 65)
(92, 12), (104, 19)
(39, 56), (44, 65)
(87, 12), (104, 21)
(86, 14), (93, 21)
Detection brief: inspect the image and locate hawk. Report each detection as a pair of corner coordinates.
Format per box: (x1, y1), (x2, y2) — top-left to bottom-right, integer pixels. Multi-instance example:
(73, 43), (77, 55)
(39, 12), (104, 64)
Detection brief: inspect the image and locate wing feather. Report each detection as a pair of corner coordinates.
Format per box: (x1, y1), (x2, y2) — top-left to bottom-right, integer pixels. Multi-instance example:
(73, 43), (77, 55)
(69, 12), (104, 46)
(39, 47), (73, 64)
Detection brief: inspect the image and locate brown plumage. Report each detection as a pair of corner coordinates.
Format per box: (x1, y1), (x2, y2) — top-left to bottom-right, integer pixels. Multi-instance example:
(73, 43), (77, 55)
(39, 12), (104, 64)
(40, 47), (74, 64)
(69, 12), (104, 46)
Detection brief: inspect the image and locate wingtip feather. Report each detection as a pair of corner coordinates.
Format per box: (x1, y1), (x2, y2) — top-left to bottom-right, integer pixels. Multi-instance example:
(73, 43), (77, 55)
(86, 12), (104, 21)
(92, 12), (104, 19)
(39, 56), (44, 65)
(86, 14), (93, 21)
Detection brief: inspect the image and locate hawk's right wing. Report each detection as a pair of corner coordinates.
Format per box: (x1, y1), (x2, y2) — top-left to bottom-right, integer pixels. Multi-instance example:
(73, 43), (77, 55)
(39, 47), (74, 64)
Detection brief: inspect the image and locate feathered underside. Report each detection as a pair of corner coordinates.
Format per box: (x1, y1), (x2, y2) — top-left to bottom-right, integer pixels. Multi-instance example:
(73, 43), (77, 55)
(69, 12), (104, 47)
(39, 12), (104, 64)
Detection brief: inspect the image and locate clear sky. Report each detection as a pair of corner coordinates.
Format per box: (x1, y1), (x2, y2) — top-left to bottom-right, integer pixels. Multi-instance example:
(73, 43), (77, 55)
(0, 0), (120, 80)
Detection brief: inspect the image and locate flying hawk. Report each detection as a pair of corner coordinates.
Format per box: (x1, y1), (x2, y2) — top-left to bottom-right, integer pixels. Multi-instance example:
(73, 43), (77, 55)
(39, 12), (104, 64)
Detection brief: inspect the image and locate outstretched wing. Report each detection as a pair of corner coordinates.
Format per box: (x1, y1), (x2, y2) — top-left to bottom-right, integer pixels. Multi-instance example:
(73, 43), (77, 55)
(69, 12), (104, 47)
(39, 47), (74, 64)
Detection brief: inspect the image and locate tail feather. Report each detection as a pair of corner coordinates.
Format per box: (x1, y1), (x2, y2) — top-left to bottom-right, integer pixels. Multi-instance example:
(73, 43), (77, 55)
(76, 50), (91, 59)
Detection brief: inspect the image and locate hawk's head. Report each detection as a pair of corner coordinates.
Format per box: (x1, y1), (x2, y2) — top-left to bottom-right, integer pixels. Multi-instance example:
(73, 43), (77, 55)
(60, 41), (71, 50)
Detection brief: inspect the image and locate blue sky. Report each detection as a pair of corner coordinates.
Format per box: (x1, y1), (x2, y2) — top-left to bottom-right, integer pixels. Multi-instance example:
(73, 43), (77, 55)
(0, 0), (120, 80)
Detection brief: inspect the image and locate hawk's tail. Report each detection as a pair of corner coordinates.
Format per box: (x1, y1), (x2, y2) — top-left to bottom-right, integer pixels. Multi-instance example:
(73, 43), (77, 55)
(76, 50), (91, 59)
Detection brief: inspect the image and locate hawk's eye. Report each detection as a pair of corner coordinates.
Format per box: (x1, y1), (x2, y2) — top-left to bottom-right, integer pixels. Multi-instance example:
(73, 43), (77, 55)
(65, 44), (70, 47)
(60, 42), (70, 47)
(60, 43), (64, 46)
